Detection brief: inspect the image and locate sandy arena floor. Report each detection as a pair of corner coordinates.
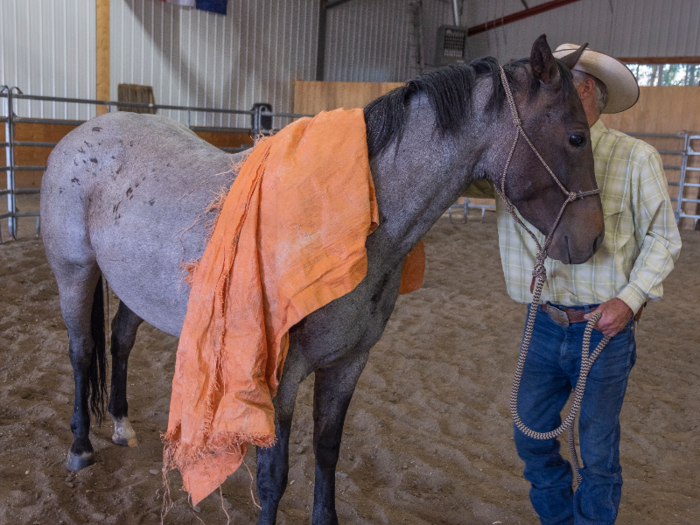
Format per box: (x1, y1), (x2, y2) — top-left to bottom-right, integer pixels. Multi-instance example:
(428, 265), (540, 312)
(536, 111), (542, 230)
(1, 201), (699, 525)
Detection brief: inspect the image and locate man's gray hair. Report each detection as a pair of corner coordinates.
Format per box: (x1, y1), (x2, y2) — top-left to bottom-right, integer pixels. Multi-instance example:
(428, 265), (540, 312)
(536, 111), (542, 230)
(571, 69), (609, 114)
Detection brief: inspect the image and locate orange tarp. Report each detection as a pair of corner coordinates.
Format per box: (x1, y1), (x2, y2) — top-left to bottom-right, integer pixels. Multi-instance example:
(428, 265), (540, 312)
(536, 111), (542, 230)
(164, 108), (424, 505)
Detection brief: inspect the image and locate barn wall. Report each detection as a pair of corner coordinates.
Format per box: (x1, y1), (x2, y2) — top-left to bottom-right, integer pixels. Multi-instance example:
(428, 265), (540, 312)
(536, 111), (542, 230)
(0, 0), (96, 121)
(324, 0), (413, 83)
(111, 0), (319, 128)
(464, 0), (700, 62)
(1, 0), (439, 129)
(292, 80), (403, 115)
(421, 0), (460, 70)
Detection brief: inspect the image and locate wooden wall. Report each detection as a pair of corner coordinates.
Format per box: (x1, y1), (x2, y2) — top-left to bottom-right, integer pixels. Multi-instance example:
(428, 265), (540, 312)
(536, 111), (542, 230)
(601, 86), (700, 229)
(293, 81), (403, 115)
(0, 124), (77, 189)
(0, 123), (254, 189)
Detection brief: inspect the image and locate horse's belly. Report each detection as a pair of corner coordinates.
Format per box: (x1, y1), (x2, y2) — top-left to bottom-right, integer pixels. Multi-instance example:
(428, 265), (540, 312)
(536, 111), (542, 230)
(92, 194), (205, 336)
(42, 112), (241, 337)
(89, 158), (234, 335)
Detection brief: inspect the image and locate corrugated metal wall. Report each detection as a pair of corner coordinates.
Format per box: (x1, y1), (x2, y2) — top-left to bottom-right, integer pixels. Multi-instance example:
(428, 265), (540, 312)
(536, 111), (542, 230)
(421, 0), (458, 70)
(324, 0), (413, 83)
(464, 0), (700, 62)
(5, 0), (697, 126)
(112, 0), (318, 128)
(1, 0), (425, 127)
(0, 0), (96, 120)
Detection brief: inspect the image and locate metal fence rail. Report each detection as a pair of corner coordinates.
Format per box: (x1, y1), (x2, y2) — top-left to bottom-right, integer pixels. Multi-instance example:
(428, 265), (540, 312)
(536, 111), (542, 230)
(679, 133), (700, 228)
(0, 86), (311, 242)
(627, 131), (700, 228)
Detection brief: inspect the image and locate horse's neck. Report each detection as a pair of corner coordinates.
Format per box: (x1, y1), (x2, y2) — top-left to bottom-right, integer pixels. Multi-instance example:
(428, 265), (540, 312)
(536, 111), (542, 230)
(369, 96), (494, 260)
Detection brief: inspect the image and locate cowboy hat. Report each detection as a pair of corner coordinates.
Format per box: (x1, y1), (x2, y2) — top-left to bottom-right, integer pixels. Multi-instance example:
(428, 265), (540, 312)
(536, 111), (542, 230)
(553, 43), (639, 114)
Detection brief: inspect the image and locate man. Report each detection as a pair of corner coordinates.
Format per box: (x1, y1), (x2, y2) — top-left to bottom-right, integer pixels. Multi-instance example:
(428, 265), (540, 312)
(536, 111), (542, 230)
(492, 45), (682, 524)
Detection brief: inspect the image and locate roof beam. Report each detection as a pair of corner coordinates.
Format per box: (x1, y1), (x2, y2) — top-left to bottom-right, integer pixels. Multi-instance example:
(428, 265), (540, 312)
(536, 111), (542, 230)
(467, 0), (581, 37)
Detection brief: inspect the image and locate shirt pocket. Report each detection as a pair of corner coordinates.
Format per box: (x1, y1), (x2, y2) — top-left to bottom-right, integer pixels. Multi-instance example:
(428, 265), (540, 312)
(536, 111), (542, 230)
(600, 198), (626, 253)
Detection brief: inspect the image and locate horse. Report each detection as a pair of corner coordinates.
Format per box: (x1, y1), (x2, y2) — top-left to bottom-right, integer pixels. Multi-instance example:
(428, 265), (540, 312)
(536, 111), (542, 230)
(40, 35), (603, 524)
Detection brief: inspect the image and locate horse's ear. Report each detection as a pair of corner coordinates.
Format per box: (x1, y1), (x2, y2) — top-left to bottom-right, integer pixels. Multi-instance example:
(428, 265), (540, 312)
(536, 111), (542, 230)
(530, 34), (559, 85)
(559, 43), (589, 70)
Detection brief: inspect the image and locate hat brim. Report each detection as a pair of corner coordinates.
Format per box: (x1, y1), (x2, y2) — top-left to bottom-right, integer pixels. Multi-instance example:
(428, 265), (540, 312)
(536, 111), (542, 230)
(554, 43), (639, 114)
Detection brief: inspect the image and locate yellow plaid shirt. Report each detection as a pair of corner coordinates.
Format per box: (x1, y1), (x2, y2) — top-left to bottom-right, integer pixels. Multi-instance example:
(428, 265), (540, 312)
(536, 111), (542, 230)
(492, 119), (682, 313)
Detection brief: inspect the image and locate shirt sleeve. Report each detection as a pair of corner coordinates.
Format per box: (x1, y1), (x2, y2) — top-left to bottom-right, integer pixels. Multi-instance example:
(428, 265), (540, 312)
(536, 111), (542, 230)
(617, 149), (682, 313)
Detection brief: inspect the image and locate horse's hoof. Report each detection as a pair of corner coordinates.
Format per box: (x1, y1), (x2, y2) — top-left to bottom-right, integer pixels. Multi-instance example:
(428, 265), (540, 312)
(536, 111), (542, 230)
(65, 451), (95, 471)
(113, 435), (139, 447)
(111, 416), (139, 447)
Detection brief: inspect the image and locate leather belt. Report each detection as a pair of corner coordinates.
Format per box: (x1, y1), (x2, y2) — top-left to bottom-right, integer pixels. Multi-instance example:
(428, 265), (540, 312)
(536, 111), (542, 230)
(542, 302), (646, 327)
(541, 303), (587, 326)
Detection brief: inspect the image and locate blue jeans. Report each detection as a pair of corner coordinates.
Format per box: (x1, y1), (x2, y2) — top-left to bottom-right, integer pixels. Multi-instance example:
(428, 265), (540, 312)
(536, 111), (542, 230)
(513, 304), (637, 525)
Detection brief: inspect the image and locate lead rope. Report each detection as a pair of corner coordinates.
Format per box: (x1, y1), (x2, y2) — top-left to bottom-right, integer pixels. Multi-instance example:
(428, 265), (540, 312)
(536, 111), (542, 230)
(496, 67), (610, 484)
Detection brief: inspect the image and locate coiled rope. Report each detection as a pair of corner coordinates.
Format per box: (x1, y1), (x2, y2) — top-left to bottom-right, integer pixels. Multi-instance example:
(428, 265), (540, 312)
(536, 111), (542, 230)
(496, 66), (610, 484)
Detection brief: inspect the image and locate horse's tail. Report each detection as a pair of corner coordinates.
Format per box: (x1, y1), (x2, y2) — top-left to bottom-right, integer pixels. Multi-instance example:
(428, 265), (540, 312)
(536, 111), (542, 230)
(88, 274), (108, 425)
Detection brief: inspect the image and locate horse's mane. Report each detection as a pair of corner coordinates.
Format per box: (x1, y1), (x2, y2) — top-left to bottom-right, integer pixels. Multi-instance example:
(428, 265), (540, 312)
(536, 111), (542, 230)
(364, 56), (575, 158)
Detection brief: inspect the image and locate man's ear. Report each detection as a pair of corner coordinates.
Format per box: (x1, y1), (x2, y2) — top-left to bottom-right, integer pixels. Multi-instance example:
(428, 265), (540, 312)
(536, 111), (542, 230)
(530, 34), (559, 85)
(577, 76), (597, 102)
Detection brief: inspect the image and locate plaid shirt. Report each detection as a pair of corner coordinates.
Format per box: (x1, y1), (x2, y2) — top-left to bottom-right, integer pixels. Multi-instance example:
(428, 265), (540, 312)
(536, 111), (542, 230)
(493, 119), (682, 313)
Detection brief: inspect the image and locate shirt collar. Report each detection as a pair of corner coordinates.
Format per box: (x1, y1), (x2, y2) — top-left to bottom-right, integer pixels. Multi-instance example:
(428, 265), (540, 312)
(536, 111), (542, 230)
(590, 119), (607, 152)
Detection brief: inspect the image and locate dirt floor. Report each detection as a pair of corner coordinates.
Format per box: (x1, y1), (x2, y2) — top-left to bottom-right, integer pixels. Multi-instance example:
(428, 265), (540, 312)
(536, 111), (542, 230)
(1, 198), (699, 525)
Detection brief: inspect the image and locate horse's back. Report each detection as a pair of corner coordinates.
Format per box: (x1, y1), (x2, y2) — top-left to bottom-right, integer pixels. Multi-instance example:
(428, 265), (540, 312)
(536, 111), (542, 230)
(42, 112), (241, 335)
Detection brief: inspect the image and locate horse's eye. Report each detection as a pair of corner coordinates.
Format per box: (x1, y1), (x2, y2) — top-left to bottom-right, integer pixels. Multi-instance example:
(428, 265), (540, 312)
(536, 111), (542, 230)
(569, 134), (586, 147)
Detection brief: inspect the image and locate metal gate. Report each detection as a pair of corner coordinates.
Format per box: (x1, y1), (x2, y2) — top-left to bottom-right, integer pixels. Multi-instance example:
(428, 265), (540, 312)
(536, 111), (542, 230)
(0, 86), (308, 242)
(628, 131), (700, 229)
(678, 133), (700, 228)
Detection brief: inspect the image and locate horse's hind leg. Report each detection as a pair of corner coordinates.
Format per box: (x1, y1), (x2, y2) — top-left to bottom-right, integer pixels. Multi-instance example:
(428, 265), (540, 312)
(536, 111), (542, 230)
(55, 263), (107, 471)
(108, 300), (143, 447)
(312, 352), (370, 525)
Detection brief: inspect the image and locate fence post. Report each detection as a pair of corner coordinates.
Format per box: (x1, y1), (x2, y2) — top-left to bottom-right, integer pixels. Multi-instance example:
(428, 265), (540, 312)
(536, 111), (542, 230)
(676, 131), (691, 223)
(3, 87), (17, 239)
(1, 86), (7, 243)
(251, 105), (261, 138)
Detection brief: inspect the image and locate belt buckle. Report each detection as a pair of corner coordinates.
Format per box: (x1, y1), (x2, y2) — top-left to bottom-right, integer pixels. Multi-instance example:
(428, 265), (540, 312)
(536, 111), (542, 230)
(546, 304), (570, 327)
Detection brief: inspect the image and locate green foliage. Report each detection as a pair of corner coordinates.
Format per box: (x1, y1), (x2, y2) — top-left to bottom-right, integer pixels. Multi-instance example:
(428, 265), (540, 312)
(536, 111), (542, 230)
(628, 63), (699, 87)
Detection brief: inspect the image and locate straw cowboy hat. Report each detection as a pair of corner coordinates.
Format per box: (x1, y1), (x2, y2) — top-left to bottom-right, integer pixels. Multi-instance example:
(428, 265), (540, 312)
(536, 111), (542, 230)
(554, 43), (640, 114)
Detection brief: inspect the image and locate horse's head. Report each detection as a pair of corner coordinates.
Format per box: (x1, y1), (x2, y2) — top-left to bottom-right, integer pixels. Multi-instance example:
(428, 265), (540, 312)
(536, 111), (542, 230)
(493, 35), (604, 264)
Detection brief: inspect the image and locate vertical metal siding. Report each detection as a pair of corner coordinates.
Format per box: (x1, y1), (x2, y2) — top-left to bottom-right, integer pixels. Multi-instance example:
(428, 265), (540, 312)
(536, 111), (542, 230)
(112, 0), (318, 127)
(0, 0), (96, 120)
(2, 0), (438, 124)
(464, 0), (700, 62)
(420, 0), (465, 69)
(324, 0), (413, 83)
(24, 0), (700, 125)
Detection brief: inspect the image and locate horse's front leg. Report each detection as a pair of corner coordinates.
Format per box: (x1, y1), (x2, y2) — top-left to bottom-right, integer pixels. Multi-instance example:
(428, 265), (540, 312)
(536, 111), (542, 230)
(312, 351), (369, 525)
(256, 352), (309, 525)
(108, 301), (143, 447)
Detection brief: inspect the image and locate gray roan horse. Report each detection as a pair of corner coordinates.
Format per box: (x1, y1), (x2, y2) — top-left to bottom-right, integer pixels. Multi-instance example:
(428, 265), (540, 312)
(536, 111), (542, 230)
(41, 36), (603, 524)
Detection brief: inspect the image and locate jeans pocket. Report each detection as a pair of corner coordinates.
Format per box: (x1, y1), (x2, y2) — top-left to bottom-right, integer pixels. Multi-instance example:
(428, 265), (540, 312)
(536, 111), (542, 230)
(587, 326), (636, 386)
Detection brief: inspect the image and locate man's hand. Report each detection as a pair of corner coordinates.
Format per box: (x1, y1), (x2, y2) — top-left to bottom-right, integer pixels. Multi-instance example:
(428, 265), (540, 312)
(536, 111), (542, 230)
(584, 298), (633, 337)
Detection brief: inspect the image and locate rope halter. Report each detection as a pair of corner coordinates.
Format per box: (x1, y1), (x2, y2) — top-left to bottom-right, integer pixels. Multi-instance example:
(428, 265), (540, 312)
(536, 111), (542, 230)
(496, 66), (609, 485)
(494, 66), (600, 289)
